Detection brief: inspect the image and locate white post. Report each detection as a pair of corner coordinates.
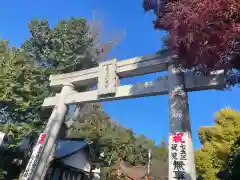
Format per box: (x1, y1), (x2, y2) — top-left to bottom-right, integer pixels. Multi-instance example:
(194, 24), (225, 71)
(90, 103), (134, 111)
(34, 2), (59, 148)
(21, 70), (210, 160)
(148, 149), (151, 175)
(21, 83), (74, 180)
(92, 167), (101, 180)
(168, 64), (196, 180)
(0, 132), (5, 146)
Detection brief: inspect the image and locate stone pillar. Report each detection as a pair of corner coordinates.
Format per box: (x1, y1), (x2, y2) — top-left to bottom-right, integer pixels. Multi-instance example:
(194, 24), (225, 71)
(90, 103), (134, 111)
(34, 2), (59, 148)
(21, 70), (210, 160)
(40, 143), (56, 180)
(21, 83), (74, 180)
(168, 64), (196, 180)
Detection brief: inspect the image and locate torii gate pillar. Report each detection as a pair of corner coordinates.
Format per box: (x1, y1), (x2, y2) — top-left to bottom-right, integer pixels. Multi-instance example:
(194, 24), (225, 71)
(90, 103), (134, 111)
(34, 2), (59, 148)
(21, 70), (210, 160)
(168, 64), (196, 180)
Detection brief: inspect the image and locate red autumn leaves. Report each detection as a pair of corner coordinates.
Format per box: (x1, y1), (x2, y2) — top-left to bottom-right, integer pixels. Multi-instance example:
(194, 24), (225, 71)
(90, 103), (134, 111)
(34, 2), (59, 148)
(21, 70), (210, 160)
(143, 0), (240, 72)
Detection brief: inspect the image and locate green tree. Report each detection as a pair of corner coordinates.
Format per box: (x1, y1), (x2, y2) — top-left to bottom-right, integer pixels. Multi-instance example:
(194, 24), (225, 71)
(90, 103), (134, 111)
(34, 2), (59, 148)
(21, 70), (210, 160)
(0, 40), (44, 125)
(22, 18), (117, 73)
(195, 108), (240, 180)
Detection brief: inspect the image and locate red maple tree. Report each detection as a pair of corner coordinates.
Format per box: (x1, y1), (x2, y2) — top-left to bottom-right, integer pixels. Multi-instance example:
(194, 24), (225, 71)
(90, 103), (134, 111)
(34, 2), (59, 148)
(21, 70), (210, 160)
(143, 0), (240, 76)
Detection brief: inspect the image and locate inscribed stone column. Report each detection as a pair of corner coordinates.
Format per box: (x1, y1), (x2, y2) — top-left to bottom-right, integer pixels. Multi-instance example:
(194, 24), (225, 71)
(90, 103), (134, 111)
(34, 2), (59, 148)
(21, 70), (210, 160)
(168, 63), (196, 180)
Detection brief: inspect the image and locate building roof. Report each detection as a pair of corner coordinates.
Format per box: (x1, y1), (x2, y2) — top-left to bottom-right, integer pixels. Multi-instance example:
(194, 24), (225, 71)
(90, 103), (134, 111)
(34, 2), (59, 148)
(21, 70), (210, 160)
(116, 158), (168, 180)
(116, 158), (148, 179)
(55, 139), (89, 159)
(0, 136), (94, 160)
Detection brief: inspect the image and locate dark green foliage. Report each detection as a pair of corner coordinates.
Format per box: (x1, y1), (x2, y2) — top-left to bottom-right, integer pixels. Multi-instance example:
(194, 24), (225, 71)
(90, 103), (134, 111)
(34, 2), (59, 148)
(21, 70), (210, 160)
(0, 40), (45, 126)
(22, 19), (97, 73)
(228, 139), (240, 179)
(218, 137), (240, 180)
(22, 18), (117, 73)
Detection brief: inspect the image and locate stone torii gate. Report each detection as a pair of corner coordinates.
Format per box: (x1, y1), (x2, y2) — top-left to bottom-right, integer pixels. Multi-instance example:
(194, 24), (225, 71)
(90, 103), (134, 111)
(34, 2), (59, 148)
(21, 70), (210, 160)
(22, 54), (225, 180)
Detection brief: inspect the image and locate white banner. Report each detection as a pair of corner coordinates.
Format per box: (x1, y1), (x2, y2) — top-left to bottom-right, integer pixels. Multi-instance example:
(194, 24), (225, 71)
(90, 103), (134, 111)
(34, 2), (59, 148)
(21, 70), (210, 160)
(169, 132), (191, 180)
(21, 133), (46, 180)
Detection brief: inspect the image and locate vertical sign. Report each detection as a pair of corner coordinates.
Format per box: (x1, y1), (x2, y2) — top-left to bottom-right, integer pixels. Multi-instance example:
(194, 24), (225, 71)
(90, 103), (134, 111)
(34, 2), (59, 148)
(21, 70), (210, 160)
(169, 132), (191, 180)
(98, 59), (118, 96)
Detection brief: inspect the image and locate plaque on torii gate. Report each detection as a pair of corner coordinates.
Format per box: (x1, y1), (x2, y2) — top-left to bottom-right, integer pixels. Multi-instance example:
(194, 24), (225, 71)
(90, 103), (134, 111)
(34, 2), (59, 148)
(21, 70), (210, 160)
(22, 54), (226, 180)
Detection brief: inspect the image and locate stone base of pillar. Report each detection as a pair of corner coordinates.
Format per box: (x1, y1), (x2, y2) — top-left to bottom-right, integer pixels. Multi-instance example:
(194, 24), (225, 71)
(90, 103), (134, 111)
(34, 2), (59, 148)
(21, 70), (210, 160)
(92, 167), (100, 180)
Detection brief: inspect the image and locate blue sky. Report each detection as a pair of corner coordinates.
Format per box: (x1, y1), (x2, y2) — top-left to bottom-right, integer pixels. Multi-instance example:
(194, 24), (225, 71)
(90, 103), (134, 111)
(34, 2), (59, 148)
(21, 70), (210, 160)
(1, 0), (239, 148)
